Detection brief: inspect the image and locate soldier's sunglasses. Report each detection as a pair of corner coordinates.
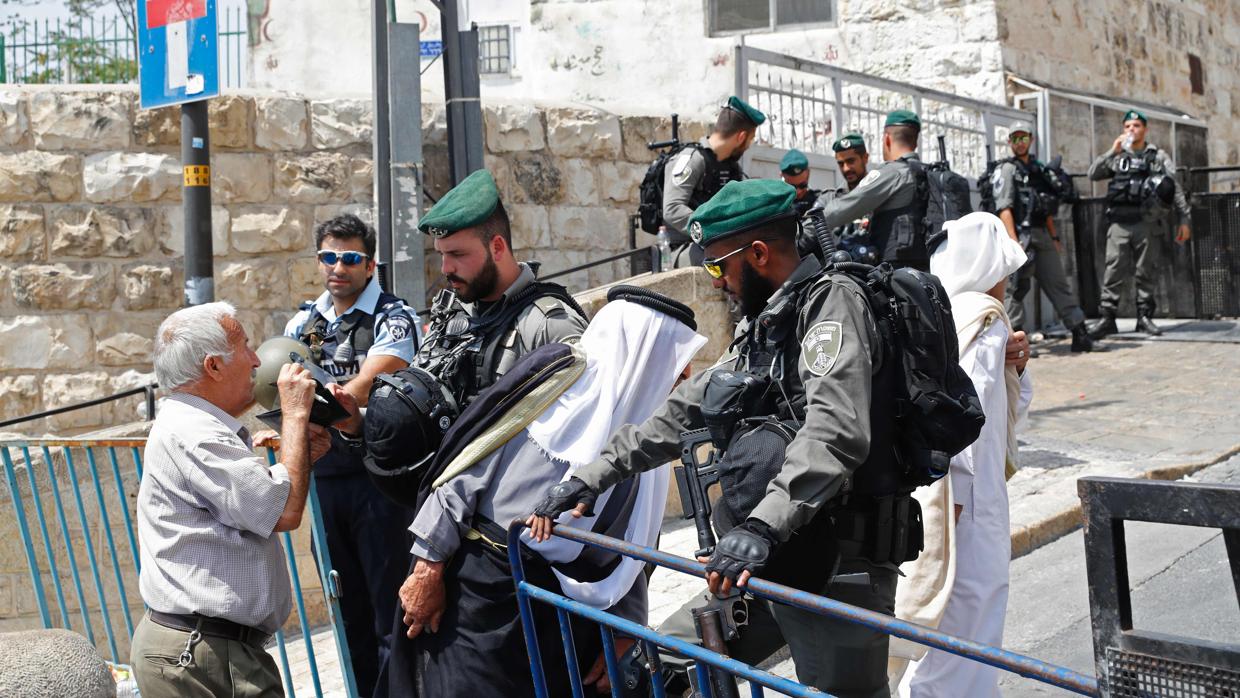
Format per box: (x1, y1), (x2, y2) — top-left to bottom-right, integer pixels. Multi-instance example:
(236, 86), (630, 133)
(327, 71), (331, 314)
(317, 250), (370, 266)
(1009, 134), (1032, 145)
(702, 240), (761, 279)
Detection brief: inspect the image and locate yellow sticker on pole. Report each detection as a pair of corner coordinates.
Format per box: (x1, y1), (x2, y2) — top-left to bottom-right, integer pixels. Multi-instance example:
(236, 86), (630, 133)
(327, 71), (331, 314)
(183, 165), (211, 187)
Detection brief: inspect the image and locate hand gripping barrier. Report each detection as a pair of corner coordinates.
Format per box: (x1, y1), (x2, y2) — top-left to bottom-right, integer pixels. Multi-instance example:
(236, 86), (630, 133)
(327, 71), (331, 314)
(507, 520), (1100, 698)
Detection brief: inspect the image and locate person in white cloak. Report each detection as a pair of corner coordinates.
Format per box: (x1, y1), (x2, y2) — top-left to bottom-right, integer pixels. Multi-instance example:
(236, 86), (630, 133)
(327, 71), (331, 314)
(394, 294), (706, 697)
(889, 211), (1034, 697)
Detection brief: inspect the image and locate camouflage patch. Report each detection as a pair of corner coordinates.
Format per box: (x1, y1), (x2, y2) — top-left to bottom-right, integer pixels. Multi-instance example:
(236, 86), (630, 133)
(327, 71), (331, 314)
(801, 321), (843, 376)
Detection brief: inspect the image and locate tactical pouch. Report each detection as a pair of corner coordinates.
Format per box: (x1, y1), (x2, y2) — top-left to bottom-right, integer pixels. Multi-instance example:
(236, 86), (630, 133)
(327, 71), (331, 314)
(700, 370), (767, 450)
(833, 493), (923, 566)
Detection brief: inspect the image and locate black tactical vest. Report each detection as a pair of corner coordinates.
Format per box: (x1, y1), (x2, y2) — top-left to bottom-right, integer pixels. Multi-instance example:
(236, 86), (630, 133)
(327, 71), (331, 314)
(687, 145), (744, 209)
(1008, 158), (1056, 227)
(1106, 149), (1162, 222)
(868, 159), (930, 271)
(297, 290), (412, 476)
(414, 282), (584, 408)
(738, 271), (902, 497)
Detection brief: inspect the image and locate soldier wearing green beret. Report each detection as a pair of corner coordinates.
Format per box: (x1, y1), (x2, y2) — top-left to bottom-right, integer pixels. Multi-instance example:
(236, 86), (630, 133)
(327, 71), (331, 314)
(779, 148), (821, 217)
(411, 169), (587, 398)
(531, 178), (908, 697)
(816, 110), (933, 270)
(663, 95), (765, 266)
(1086, 108), (1191, 338)
(990, 121), (1096, 352)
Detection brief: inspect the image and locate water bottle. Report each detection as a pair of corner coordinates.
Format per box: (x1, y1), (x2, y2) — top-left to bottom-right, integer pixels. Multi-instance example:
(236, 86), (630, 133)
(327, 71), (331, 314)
(656, 226), (673, 272)
(1122, 133), (1135, 152)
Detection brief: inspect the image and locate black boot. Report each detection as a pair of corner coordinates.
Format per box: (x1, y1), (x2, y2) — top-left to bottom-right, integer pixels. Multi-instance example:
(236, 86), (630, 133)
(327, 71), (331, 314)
(1088, 310), (1118, 340)
(1071, 324), (1097, 352)
(1136, 314), (1162, 336)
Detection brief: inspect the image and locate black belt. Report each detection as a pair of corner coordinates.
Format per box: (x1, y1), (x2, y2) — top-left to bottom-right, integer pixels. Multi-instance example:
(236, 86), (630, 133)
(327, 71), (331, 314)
(149, 611), (271, 649)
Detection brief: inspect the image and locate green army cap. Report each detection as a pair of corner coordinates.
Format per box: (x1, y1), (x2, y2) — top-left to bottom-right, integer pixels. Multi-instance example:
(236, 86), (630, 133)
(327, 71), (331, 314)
(779, 149), (809, 175)
(726, 96), (767, 127)
(417, 169), (500, 238)
(687, 179), (796, 247)
(884, 109), (921, 129)
(832, 132), (867, 153)
(1123, 108), (1147, 125)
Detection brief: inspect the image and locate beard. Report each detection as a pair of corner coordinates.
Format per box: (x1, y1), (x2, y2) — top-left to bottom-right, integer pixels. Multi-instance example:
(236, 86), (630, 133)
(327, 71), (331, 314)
(449, 252), (500, 303)
(739, 260), (776, 319)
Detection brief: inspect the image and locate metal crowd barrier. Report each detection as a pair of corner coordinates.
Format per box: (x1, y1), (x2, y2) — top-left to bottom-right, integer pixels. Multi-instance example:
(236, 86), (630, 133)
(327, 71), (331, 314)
(508, 521), (1100, 698)
(0, 438), (358, 698)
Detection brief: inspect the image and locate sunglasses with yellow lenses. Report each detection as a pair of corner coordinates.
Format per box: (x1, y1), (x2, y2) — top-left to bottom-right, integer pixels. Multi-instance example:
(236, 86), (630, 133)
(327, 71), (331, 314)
(1009, 134), (1032, 145)
(701, 241), (759, 279)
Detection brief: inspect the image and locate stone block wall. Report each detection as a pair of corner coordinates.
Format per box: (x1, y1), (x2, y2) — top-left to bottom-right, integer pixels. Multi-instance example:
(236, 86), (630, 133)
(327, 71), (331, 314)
(0, 86), (704, 435)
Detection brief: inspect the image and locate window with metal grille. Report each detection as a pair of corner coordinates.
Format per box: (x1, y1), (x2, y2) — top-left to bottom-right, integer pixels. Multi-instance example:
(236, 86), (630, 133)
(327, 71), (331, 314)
(478, 24), (512, 76)
(709, 0), (835, 34)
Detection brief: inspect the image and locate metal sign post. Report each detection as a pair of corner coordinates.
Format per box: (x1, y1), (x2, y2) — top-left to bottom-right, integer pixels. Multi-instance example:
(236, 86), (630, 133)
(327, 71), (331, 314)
(136, 0), (221, 305)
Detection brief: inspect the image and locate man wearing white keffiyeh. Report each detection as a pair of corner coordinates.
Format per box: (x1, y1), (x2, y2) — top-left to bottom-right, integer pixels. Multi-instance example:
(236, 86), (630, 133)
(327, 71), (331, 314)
(889, 211), (1035, 697)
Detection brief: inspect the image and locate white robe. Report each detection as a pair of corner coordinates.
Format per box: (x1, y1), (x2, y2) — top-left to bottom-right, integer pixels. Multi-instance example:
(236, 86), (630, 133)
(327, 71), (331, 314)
(897, 318), (1033, 697)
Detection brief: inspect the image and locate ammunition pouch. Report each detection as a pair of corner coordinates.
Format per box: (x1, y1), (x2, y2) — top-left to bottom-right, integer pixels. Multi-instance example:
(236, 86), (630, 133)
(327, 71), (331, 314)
(832, 493), (924, 566)
(700, 369), (768, 450)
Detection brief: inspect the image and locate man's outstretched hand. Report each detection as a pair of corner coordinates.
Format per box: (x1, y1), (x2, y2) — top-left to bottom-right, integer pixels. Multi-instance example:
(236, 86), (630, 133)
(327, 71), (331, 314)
(525, 477), (598, 542)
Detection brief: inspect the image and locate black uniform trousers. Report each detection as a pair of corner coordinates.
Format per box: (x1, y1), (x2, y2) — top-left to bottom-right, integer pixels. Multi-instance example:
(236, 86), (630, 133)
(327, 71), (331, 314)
(315, 472), (413, 698)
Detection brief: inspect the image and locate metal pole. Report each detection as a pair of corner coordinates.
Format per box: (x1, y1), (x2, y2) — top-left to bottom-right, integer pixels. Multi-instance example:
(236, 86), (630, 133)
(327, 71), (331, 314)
(441, 0), (484, 184)
(181, 100), (213, 305)
(388, 21), (427, 307)
(371, 0), (394, 292)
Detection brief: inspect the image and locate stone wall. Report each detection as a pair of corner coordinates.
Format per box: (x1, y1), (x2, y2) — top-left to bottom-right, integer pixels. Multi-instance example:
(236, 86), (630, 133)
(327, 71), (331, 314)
(0, 86), (699, 434)
(997, 0), (1239, 183)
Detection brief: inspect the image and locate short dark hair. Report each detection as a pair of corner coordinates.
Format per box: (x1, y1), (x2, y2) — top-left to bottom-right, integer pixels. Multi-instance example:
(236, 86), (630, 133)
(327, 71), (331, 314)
(315, 213), (376, 257)
(722, 218), (799, 256)
(474, 199), (512, 248)
(885, 124), (920, 149)
(714, 106), (758, 138)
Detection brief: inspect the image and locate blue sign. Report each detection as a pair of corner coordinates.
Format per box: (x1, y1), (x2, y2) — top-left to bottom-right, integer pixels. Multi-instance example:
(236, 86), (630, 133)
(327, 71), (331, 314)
(136, 0), (220, 110)
(420, 41), (444, 58)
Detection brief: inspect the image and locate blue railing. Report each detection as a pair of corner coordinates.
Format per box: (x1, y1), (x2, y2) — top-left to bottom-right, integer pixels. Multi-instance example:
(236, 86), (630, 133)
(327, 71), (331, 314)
(507, 521), (1101, 698)
(0, 439), (358, 698)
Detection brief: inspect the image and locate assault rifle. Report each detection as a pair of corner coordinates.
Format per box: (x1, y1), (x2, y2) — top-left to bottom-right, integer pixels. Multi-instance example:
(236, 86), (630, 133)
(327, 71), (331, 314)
(647, 113), (681, 152)
(674, 428), (746, 698)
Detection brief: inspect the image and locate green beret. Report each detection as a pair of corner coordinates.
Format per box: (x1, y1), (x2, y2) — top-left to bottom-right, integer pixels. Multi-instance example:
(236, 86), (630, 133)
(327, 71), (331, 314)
(726, 96), (767, 127)
(884, 109), (921, 129)
(1123, 109), (1147, 125)
(832, 132), (867, 153)
(418, 169), (500, 238)
(779, 149), (809, 175)
(687, 179), (796, 247)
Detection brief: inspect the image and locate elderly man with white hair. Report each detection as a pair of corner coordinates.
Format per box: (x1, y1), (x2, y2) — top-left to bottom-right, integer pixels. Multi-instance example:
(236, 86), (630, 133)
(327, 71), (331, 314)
(130, 302), (339, 698)
(890, 212), (1034, 697)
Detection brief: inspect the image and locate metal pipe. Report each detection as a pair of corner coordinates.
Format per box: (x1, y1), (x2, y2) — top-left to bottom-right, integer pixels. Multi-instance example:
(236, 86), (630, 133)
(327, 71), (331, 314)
(181, 100), (214, 305)
(2, 447), (52, 628)
(0, 385), (157, 429)
(42, 445), (95, 644)
(22, 445), (68, 627)
(370, 0), (394, 291)
(84, 447), (135, 639)
(516, 522), (1100, 696)
(62, 447), (120, 663)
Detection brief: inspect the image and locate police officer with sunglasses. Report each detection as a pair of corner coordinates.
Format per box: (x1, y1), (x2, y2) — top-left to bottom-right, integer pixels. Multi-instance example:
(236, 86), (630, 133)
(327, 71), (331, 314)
(271, 213), (421, 697)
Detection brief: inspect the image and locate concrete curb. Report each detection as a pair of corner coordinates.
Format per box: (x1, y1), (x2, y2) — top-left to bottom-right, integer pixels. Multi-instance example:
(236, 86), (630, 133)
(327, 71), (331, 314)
(1010, 443), (1240, 559)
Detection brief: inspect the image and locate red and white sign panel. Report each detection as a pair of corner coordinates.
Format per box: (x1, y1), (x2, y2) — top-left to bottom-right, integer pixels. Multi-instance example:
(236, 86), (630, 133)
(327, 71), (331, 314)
(145, 0), (207, 30)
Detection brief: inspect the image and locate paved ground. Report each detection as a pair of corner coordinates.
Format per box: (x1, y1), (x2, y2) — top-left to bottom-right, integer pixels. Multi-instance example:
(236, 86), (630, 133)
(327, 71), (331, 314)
(1000, 454), (1240, 696)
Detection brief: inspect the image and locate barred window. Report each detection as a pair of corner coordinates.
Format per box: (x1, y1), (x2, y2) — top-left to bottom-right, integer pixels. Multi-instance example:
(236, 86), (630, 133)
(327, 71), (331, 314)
(478, 25), (512, 76)
(709, 0), (835, 35)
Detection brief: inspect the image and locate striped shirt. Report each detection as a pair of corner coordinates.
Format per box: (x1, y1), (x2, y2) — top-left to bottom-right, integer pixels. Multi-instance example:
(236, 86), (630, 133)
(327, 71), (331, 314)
(137, 393), (293, 634)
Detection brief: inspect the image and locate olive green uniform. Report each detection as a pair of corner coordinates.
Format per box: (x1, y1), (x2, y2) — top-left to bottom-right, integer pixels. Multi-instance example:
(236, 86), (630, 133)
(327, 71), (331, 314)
(1087, 145), (1190, 315)
(992, 159), (1087, 331)
(572, 258), (897, 697)
(817, 153), (927, 270)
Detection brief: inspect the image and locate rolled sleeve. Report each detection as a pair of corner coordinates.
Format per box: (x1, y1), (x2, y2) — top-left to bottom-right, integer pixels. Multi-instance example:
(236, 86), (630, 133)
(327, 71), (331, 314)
(187, 436), (292, 537)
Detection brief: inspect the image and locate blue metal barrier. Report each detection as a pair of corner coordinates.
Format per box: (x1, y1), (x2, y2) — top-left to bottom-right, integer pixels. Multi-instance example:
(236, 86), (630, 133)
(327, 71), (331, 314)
(508, 521), (1101, 697)
(0, 439), (359, 698)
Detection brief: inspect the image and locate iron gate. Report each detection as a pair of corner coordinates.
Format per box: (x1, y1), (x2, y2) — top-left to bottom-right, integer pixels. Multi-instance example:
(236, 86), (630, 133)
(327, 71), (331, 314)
(1069, 194), (1240, 320)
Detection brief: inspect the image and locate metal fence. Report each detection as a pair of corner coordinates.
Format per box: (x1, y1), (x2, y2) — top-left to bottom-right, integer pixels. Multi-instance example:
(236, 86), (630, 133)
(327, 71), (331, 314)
(735, 45), (1033, 181)
(0, 6), (247, 87)
(0, 439), (357, 697)
(508, 521), (1100, 697)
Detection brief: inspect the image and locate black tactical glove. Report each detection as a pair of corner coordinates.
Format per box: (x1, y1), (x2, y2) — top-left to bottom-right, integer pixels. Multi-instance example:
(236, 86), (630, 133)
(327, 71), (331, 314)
(533, 477), (598, 520)
(704, 519), (778, 586)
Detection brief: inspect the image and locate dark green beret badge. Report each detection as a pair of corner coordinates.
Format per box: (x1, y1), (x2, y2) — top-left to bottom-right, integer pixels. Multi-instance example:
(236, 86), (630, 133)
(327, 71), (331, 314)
(688, 179), (796, 247)
(832, 132), (866, 153)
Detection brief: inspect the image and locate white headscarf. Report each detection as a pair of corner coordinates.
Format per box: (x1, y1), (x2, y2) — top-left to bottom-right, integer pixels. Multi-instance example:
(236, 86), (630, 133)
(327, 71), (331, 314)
(930, 212), (1027, 298)
(524, 299), (707, 608)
